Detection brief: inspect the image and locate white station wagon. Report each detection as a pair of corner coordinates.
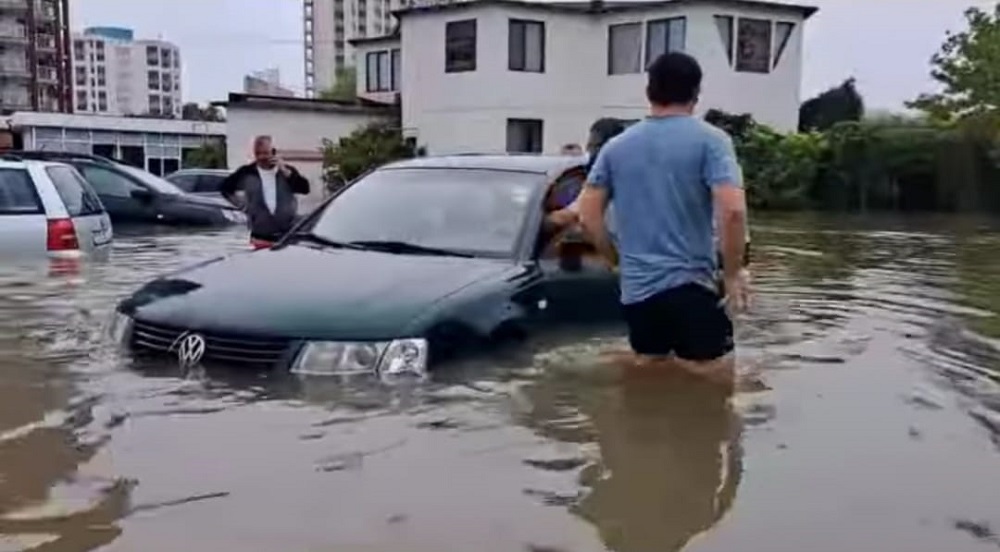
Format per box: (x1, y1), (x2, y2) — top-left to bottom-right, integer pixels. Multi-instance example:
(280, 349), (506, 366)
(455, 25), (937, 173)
(0, 158), (113, 258)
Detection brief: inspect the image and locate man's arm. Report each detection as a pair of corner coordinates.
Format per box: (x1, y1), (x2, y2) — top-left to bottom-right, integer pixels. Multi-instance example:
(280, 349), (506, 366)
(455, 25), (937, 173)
(705, 132), (747, 281)
(219, 165), (248, 207)
(577, 148), (617, 267)
(280, 164), (311, 195)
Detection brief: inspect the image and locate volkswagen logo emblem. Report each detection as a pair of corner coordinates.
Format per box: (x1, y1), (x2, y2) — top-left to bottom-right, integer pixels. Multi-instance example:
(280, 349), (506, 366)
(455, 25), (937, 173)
(174, 333), (207, 367)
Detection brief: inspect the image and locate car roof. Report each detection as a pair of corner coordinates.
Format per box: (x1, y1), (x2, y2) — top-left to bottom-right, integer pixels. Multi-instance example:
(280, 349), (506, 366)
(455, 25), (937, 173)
(2, 150), (119, 166)
(0, 158), (68, 169)
(170, 168), (230, 175)
(381, 154), (587, 180)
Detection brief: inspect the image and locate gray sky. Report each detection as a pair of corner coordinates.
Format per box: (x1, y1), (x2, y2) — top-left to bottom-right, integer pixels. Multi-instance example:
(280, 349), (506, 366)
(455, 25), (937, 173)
(72, 0), (993, 111)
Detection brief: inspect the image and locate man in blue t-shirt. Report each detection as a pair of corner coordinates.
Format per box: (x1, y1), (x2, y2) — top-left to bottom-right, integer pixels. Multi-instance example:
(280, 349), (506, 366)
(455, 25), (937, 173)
(577, 52), (750, 380)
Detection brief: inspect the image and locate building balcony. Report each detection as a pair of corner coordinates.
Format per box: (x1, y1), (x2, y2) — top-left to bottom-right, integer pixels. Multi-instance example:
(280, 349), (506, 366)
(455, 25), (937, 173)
(0, 61), (29, 78)
(0, 0), (28, 13)
(36, 65), (57, 82)
(0, 25), (27, 43)
(35, 34), (56, 51)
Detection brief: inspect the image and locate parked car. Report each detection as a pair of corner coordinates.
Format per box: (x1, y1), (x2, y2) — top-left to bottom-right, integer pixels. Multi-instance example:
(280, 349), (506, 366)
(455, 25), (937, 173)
(111, 154), (751, 379)
(165, 168), (231, 198)
(0, 158), (113, 258)
(9, 151), (245, 227)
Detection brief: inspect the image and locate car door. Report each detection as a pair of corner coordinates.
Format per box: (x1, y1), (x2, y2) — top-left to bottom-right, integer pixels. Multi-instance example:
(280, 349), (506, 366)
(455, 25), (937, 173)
(0, 167), (47, 256)
(77, 163), (155, 223)
(533, 168), (620, 324)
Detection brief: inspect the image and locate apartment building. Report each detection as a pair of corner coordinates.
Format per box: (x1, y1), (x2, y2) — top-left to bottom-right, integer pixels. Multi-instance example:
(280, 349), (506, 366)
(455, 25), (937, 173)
(351, 0), (816, 154)
(303, 0), (403, 97)
(0, 0), (72, 113)
(71, 26), (182, 117)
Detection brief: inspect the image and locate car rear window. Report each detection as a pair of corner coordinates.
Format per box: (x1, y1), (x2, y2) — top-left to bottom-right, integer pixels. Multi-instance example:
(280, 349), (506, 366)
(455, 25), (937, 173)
(45, 165), (105, 217)
(0, 168), (43, 215)
(195, 174), (225, 194)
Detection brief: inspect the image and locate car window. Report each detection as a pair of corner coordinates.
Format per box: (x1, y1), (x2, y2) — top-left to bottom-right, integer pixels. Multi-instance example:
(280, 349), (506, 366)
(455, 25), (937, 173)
(80, 165), (144, 198)
(0, 168), (43, 215)
(194, 174), (225, 194)
(168, 172), (198, 193)
(309, 168), (542, 258)
(45, 166), (105, 216)
(547, 167), (586, 210)
(117, 165), (183, 195)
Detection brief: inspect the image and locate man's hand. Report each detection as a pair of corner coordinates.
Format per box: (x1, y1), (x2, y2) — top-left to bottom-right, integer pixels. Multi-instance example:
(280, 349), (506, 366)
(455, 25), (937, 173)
(275, 156), (291, 177)
(722, 268), (751, 315)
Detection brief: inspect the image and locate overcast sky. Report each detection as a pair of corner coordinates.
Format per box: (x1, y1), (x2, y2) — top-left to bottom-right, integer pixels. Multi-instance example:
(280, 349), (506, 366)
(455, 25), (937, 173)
(71, 0), (993, 111)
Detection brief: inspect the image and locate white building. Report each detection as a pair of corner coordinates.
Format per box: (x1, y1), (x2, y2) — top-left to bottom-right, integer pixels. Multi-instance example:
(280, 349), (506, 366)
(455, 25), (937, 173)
(303, 0), (403, 97)
(10, 111), (225, 175)
(71, 27), (182, 118)
(0, 0), (71, 113)
(351, 0), (816, 154)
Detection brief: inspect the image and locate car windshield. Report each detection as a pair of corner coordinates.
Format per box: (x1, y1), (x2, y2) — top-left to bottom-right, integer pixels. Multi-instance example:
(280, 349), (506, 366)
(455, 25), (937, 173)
(117, 164), (185, 195)
(306, 168), (541, 258)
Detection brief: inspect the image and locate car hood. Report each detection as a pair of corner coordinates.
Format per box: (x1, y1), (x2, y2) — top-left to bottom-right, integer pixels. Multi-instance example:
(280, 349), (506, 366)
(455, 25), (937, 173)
(123, 245), (513, 340)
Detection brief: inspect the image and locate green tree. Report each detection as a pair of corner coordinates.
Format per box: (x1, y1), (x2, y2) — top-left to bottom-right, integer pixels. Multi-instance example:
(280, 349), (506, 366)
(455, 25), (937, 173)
(183, 142), (227, 169)
(319, 68), (357, 102)
(321, 121), (416, 188)
(798, 78), (865, 132)
(181, 102), (225, 122)
(907, 4), (1000, 121)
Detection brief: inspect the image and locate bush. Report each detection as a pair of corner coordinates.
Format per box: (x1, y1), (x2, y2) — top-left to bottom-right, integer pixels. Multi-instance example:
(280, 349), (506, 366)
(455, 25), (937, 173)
(321, 121), (418, 190)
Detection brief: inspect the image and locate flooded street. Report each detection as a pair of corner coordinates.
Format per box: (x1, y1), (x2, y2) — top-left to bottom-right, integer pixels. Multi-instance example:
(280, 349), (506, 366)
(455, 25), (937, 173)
(1, 214), (999, 552)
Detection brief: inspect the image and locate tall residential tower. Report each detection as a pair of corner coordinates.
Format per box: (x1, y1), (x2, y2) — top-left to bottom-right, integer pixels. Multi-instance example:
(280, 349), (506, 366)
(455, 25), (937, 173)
(303, 0), (401, 97)
(0, 0), (72, 113)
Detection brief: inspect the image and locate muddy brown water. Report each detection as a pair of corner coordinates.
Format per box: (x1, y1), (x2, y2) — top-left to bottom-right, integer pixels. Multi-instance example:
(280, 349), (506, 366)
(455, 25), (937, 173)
(1, 214), (999, 552)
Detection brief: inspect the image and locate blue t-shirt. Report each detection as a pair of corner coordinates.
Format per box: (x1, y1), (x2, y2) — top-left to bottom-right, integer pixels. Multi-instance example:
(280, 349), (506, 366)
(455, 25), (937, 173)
(587, 115), (743, 305)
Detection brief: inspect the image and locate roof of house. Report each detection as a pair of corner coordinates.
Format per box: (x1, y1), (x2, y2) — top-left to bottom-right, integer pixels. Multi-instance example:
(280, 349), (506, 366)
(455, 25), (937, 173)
(349, 30), (401, 46)
(212, 93), (395, 114)
(394, 0), (818, 18)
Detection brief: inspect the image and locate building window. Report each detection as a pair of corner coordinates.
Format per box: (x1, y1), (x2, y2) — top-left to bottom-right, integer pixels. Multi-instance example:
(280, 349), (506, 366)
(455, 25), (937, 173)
(645, 17), (686, 65)
(148, 95), (160, 114)
(147, 70), (160, 89)
(97, 66), (106, 86)
(73, 41), (84, 61)
(773, 21), (796, 68)
(714, 15), (734, 65)
(365, 50), (391, 92)
(508, 19), (544, 72)
(146, 45), (158, 65)
(735, 17), (771, 73)
(391, 48), (401, 91)
(506, 118), (543, 153)
(607, 23), (641, 75)
(74, 66), (86, 86)
(98, 91), (107, 112)
(445, 19), (477, 73)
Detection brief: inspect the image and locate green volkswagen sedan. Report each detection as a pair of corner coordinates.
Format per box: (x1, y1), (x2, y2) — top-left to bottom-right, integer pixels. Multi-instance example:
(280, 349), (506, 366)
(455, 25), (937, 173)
(110, 154), (629, 380)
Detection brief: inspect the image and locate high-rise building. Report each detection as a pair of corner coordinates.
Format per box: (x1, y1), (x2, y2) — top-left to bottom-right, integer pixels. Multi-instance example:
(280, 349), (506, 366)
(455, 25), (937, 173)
(71, 27), (182, 117)
(303, 0), (402, 98)
(0, 0), (72, 113)
(244, 67), (295, 97)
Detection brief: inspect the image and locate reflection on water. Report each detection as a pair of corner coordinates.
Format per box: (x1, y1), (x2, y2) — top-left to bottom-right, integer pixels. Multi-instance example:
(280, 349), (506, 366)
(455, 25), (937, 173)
(0, 215), (998, 552)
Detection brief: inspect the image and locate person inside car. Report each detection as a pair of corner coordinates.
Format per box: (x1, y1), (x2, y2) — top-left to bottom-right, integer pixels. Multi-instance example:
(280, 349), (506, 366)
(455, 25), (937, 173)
(220, 135), (311, 249)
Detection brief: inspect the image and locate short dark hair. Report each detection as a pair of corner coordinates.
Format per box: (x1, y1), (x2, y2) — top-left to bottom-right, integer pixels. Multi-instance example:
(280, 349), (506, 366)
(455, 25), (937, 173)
(646, 52), (703, 106)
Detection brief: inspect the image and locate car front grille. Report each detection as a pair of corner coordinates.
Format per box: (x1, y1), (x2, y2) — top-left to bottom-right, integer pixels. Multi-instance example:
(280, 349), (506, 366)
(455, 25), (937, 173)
(130, 319), (295, 367)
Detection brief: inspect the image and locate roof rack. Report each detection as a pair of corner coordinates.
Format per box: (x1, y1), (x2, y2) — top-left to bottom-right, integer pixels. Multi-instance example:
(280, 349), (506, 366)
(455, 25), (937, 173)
(4, 150), (120, 166)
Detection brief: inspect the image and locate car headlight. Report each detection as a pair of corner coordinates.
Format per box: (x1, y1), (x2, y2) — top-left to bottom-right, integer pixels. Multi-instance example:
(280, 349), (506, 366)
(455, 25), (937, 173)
(107, 310), (133, 347)
(291, 338), (428, 382)
(222, 209), (246, 223)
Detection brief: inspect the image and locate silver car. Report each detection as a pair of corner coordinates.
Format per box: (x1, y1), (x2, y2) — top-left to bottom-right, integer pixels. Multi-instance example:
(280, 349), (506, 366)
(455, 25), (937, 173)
(0, 159), (113, 259)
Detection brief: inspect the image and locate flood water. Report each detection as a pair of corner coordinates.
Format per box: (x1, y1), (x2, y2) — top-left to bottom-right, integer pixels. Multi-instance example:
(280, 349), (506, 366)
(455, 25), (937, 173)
(1, 214), (999, 552)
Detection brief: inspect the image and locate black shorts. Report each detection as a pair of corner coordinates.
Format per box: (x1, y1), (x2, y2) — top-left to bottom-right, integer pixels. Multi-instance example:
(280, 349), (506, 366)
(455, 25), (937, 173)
(622, 283), (734, 360)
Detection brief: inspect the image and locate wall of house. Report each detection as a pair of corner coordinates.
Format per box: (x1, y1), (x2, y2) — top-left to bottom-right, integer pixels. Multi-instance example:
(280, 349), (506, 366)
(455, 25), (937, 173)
(224, 105), (385, 205)
(398, 1), (808, 154)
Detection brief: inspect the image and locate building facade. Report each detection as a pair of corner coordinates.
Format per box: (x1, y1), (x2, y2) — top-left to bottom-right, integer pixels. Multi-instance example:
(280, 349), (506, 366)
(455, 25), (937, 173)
(303, 0), (403, 97)
(0, 0), (72, 113)
(244, 67), (296, 97)
(353, 0), (815, 155)
(10, 111), (225, 175)
(71, 27), (182, 118)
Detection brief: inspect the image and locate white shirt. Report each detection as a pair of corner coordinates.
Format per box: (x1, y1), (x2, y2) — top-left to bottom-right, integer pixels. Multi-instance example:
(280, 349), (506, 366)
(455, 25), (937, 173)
(257, 166), (278, 214)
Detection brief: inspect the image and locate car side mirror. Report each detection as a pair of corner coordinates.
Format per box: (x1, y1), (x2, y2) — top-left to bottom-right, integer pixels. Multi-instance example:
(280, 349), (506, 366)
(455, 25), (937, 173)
(130, 189), (154, 202)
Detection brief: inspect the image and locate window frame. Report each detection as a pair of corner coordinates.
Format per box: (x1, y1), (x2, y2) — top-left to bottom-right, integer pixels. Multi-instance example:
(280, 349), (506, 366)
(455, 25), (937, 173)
(508, 18), (545, 73)
(390, 48), (401, 91)
(773, 21), (796, 69)
(365, 50), (392, 92)
(505, 118), (544, 154)
(445, 19), (477, 73)
(645, 16), (687, 66)
(607, 22), (642, 75)
(735, 17), (773, 74)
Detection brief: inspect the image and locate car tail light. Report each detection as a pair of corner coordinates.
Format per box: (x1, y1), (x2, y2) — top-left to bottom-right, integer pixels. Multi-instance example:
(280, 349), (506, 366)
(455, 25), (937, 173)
(46, 218), (79, 251)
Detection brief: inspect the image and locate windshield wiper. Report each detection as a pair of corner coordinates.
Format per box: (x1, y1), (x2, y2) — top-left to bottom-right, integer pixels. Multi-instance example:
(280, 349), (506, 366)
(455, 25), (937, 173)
(288, 232), (366, 250)
(348, 240), (473, 258)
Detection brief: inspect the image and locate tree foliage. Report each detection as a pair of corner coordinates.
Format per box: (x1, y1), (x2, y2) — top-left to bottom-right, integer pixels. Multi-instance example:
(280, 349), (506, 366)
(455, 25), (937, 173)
(321, 121), (418, 188)
(907, 4), (1000, 121)
(319, 68), (357, 103)
(183, 142), (227, 169)
(181, 102), (225, 122)
(798, 78), (865, 132)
